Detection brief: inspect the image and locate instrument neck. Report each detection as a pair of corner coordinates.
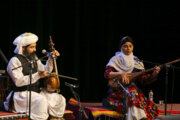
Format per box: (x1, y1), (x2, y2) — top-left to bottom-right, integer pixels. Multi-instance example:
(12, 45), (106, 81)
(52, 57), (58, 75)
(140, 58), (180, 75)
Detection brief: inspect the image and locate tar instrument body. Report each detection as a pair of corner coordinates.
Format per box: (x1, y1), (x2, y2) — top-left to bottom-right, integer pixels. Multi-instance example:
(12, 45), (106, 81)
(44, 36), (60, 92)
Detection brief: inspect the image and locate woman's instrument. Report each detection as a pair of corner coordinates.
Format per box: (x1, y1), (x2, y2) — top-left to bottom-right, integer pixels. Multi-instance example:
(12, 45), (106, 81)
(45, 36), (60, 92)
(111, 58), (180, 86)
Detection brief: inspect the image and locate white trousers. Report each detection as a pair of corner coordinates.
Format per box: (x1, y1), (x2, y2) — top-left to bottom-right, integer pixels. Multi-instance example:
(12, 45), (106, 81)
(4, 90), (66, 120)
(127, 105), (147, 120)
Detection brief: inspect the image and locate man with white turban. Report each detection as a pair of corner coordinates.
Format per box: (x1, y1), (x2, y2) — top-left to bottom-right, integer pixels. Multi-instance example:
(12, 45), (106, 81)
(4, 33), (66, 120)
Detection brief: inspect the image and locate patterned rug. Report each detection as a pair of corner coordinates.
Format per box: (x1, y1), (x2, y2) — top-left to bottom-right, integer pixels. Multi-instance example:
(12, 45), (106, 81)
(0, 111), (28, 120)
(0, 110), (75, 120)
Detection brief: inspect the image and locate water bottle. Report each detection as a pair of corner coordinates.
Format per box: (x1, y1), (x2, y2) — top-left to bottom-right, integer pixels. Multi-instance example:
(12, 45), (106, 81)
(149, 90), (153, 102)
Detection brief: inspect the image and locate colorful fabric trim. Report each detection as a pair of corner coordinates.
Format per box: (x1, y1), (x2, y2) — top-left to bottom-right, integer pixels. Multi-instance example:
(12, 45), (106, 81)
(106, 85), (159, 120)
(85, 106), (124, 118)
(68, 98), (123, 118)
(104, 66), (115, 79)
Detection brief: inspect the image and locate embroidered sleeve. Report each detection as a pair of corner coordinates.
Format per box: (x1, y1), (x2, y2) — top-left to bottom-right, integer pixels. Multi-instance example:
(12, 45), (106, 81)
(104, 66), (115, 79)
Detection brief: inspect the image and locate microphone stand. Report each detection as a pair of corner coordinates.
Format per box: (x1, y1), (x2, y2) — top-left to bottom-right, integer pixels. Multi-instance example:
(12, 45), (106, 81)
(114, 79), (131, 120)
(11, 55), (48, 71)
(28, 61), (33, 120)
(141, 60), (160, 66)
(69, 86), (88, 120)
(164, 65), (170, 115)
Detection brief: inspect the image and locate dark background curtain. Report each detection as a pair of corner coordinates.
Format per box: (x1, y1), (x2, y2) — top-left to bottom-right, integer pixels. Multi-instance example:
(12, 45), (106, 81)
(0, 0), (180, 103)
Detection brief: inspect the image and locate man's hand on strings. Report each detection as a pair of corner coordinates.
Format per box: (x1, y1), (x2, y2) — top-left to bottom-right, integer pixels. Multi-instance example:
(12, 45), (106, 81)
(39, 71), (48, 78)
(51, 50), (60, 57)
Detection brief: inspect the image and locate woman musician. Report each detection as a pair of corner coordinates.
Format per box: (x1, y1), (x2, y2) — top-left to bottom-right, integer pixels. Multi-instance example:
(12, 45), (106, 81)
(103, 36), (160, 120)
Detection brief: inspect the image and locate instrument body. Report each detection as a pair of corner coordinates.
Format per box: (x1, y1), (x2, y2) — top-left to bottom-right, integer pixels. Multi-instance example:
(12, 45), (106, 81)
(109, 58), (180, 87)
(45, 36), (60, 92)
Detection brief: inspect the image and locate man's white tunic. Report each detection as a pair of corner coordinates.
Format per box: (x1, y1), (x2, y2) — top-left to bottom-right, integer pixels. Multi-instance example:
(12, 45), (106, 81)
(4, 57), (66, 120)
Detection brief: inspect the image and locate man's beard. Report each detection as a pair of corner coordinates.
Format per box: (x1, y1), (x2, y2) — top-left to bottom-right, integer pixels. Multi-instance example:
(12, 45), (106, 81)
(24, 50), (37, 60)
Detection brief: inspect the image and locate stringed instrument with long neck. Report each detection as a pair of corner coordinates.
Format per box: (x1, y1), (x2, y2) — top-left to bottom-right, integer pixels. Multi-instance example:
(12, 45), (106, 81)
(45, 36), (60, 92)
(111, 58), (180, 86)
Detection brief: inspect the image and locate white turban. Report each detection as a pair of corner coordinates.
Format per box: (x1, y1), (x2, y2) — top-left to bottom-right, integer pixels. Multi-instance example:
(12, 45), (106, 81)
(13, 32), (38, 54)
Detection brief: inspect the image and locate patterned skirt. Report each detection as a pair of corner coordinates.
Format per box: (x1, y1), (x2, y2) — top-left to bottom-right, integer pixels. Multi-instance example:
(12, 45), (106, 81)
(106, 85), (159, 120)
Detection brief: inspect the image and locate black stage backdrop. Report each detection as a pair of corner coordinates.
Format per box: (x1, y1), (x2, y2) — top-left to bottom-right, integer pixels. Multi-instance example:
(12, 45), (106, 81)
(0, 0), (180, 103)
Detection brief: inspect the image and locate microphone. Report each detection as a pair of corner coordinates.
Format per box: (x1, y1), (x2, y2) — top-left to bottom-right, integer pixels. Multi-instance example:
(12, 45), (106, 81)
(65, 82), (79, 88)
(134, 56), (142, 64)
(42, 49), (54, 57)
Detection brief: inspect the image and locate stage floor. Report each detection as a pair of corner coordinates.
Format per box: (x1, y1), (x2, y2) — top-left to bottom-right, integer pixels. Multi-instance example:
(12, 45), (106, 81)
(1, 101), (180, 120)
(80, 102), (180, 115)
(81, 102), (180, 118)
(68, 98), (180, 119)
(157, 104), (180, 115)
